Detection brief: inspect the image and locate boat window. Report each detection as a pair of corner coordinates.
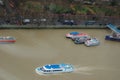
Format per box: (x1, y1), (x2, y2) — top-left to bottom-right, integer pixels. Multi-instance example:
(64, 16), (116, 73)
(66, 67), (71, 69)
(0, 37), (3, 39)
(7, 37), (14, 40)
(0, 37), (15, 40)
(53, 70), (62, 71)
(40, 67), (45, 71)
(43, 70), (46, 72)
(47, 70), (50, 72)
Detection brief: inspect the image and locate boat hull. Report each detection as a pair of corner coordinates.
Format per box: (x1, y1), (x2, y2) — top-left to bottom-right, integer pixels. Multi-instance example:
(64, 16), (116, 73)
(35, 67), (73, 74)
(0, 40), (16, 43)
(105, 35), (120, 41)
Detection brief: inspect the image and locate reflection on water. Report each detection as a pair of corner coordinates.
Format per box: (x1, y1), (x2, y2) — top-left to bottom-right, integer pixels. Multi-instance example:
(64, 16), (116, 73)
(0, 29), (120, 80)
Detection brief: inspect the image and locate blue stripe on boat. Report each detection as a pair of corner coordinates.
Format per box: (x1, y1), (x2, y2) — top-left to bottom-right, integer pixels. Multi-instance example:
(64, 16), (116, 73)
(70, 32), (79, 35)
(45, 64), (61, 69)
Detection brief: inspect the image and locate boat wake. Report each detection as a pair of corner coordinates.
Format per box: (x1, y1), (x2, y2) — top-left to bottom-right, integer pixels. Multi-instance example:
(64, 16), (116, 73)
(72, 65), (120, 75)
(35, 64), (119, 76)
(72, 65), (94, 75)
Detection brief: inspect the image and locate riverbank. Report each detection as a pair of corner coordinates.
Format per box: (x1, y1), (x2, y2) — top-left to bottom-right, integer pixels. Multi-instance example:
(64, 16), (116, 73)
(0, 24), (107, 29)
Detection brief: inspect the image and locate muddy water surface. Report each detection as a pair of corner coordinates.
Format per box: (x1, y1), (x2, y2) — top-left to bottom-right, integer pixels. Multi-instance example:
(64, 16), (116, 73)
(0, 29), (120, 80)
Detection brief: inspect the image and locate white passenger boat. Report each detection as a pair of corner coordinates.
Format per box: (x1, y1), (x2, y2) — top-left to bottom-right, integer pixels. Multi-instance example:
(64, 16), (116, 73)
(35, 63), (74, 74)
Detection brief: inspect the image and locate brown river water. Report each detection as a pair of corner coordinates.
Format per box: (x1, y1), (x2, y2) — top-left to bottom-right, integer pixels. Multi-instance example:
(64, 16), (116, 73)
(0, 29), (120, 80)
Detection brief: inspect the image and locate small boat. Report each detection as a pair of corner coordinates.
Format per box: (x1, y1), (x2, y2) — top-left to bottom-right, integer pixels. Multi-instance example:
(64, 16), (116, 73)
(84, 38), (100, 47)
(105, 33), (120, 41)
(0, 36), (16, 43)
(35, 63), (74, 74)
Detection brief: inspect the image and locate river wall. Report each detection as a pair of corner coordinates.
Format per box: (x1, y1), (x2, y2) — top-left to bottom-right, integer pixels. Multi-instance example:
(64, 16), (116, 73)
(0, 24), (107, 29)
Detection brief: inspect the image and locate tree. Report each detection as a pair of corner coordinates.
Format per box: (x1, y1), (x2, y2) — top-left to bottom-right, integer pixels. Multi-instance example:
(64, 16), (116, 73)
(110, 0), (118, 6)
(4, 0), (12, 14)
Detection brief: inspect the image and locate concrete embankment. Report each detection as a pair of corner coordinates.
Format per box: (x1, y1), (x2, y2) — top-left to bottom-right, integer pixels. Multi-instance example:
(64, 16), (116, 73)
(0, 24), (107, 29)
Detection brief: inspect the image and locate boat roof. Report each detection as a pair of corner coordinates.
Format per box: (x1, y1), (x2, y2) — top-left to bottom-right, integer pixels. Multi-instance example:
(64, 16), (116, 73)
(70, 32), (79, 35)
(107, 24), (120, 33)
(44, 64), (61, 69)
(78, 33), (88, 36)
(44, 63), (72, 70)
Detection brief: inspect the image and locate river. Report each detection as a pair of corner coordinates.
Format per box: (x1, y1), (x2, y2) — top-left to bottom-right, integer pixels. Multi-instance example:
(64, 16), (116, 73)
(0, 29), (120, 80)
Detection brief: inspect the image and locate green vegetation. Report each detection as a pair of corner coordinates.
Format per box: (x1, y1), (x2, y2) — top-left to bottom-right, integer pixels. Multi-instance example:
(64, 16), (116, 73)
(1, 0), (120, 17)
(23, 1), (41, 12)
(49, 3), (72, 14)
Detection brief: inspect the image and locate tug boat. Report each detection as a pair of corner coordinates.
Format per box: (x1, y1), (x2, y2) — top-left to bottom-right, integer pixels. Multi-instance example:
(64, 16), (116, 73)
(35, 63), (74, 74)
(0, 36), (16, 43)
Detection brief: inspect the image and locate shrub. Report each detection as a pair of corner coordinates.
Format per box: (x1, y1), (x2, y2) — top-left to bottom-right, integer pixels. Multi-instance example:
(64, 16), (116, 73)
(49, 3), (72, 14)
